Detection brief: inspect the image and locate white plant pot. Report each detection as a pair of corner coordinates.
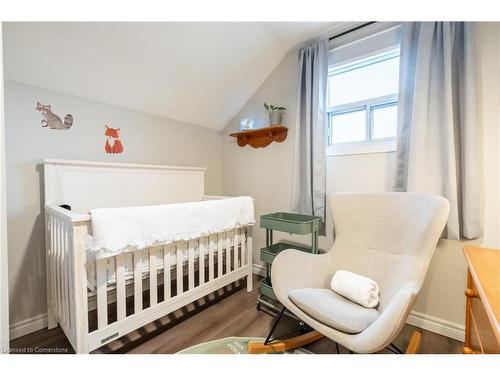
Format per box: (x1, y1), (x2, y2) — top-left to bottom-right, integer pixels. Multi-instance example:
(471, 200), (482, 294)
(269, 112), (282, 126)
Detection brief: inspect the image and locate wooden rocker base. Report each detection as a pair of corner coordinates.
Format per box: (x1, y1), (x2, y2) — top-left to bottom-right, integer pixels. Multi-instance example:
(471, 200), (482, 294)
(248, 331), (324, 354)
(247, 329), (422, 354)
(405, 330), (422, 354)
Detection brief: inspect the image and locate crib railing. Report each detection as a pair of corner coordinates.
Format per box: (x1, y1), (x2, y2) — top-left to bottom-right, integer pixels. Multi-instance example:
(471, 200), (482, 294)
(93, 228), (249, 330)
(45, 204), (253, 353)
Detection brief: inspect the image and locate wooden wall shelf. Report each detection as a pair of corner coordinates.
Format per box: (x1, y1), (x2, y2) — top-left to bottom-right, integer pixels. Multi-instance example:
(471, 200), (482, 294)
(230, 125), (288, 148)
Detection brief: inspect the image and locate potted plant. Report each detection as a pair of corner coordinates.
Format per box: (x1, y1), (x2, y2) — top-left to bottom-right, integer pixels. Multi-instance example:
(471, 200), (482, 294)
(264, 102), (286, 126)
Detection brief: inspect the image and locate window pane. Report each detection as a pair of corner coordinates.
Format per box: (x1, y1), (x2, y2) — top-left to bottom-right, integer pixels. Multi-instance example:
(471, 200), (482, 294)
(372, 104), (398, 139)
(328, 55), (399, 107)
(330, 110), (366, 144)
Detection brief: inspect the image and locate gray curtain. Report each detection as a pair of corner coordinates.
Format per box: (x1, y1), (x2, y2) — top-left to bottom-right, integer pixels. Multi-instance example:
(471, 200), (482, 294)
(395, 22), (481, 240)
(291, 40), (328, 223)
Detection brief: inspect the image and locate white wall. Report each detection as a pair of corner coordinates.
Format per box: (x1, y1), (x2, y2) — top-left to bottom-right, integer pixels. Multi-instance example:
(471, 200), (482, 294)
(4, 80), (224, 330)
(222, 22), (500, 335)
(0, 22), (10, 351)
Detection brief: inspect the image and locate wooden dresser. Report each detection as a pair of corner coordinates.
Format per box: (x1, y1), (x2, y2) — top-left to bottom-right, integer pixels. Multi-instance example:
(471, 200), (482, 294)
(463, 246), (500, 354)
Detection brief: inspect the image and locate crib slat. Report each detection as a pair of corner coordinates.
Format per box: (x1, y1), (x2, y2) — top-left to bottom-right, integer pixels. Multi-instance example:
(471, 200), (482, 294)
(226, 230), (231, 274)
(199, 237), (205, 286)
(47, 216), (52, 307)
(133, 251), (143, 313)
(217, 233), (223, 277)
(65, 222), (72, 327)
(61, 222), (68, 326)
(60, 220), (65, 321)
(54, 217), (59, 318)
(116, 254), (127, 321)
(107, 257), (115, 293)
(50, 217), (56, 315)
(96, 258), (108, 329)
(50, 217), (57, 315)
(163, 245), (171, 300)
(67, 222), (75, 333)
(56, 217), (62, 319)
(65, 222), (72, 329)
(149, 248), (158, 307)
(208, 235), (214, 281)
(241, 228), (246, 266)
(233, 229), (239, 270)
(58, 220), (65, 324)
(188, 240), (195, 290)
(176, 242), (184, 295)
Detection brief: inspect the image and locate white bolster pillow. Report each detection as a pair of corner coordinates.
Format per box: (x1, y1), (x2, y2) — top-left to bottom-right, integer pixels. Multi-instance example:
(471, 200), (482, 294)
(330, 270), (380, 308)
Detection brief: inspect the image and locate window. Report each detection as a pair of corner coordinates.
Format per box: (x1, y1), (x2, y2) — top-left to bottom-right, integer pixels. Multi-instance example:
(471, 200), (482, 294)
(326, 24), (401, 156)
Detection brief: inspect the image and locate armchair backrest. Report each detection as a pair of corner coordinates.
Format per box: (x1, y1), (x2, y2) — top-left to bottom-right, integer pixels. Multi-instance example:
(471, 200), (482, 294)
(328, 192), (449, 310)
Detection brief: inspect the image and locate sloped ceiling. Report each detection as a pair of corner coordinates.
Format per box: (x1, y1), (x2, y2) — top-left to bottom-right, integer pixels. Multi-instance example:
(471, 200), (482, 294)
(3, 22), (345, 131)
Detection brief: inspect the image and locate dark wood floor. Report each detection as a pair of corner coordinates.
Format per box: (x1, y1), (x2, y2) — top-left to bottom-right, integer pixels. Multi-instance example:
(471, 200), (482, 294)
(10, 277), (463, 354)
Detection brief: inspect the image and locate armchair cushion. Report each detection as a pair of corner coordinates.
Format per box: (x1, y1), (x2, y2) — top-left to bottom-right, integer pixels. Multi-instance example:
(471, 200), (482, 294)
(289, 288), (380, 334)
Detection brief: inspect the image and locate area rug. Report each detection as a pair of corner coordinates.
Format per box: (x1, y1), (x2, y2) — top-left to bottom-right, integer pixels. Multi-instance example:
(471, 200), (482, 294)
(176, 337), (312, 354)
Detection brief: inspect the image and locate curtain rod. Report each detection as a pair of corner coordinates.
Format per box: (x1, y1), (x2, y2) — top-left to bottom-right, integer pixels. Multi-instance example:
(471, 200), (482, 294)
(328, 22), (376, 41)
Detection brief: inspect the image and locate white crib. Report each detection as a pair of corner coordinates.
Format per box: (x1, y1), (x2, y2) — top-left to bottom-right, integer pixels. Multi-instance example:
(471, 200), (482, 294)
(43, 159), (253, 353)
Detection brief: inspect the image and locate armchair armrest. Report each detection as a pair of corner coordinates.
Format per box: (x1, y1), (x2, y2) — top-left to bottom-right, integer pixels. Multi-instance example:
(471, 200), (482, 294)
(271, 249), (332, 303)
(350, 281), (419, 353)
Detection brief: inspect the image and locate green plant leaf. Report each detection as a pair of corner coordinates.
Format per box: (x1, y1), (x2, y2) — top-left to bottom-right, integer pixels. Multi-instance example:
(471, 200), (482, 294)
(264, 102), (269, 111)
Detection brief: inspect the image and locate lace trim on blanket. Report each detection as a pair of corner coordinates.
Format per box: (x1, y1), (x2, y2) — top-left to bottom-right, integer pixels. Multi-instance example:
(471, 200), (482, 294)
(86, 225), (251, 261)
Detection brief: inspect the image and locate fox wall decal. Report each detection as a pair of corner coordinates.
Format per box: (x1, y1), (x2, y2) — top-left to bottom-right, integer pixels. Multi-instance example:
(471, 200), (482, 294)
(104, 125), (124, 154)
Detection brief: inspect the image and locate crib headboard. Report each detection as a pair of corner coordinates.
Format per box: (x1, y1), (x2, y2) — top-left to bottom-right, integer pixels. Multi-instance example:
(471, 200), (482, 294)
(43, 159), (206, 213)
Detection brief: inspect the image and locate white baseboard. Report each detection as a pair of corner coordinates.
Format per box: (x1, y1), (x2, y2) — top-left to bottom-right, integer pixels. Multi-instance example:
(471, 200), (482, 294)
(251, 266), (465, 343)
(252, 264), (266, 277)
(9, 313), (48, 340)
(407, 310), (465, 342)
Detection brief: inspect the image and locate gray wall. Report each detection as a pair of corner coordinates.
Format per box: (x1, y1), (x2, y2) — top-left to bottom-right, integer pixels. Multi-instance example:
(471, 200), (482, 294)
(222, 22), (500, 330)
(4, 80), (224, 326)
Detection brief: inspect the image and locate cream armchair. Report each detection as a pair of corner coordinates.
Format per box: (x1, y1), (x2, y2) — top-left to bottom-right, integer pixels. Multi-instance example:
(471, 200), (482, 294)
(269, 193), (449, 354)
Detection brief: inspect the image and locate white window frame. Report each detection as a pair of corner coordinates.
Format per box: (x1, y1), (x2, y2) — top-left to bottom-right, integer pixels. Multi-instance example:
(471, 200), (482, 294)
(326, 24), (401, 157)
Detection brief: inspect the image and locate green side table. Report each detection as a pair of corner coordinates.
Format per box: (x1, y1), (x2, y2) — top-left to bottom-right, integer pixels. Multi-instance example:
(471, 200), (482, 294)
(257, 212), (322, 313)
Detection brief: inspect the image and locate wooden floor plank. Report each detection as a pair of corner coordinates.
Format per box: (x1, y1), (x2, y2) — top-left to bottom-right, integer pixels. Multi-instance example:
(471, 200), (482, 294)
(9, 277), (463, 354)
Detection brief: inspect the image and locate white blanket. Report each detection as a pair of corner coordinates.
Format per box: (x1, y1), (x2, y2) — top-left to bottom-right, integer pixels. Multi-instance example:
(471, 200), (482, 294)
(330, 270), (380, 308)
(88, 196), (255, 259)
